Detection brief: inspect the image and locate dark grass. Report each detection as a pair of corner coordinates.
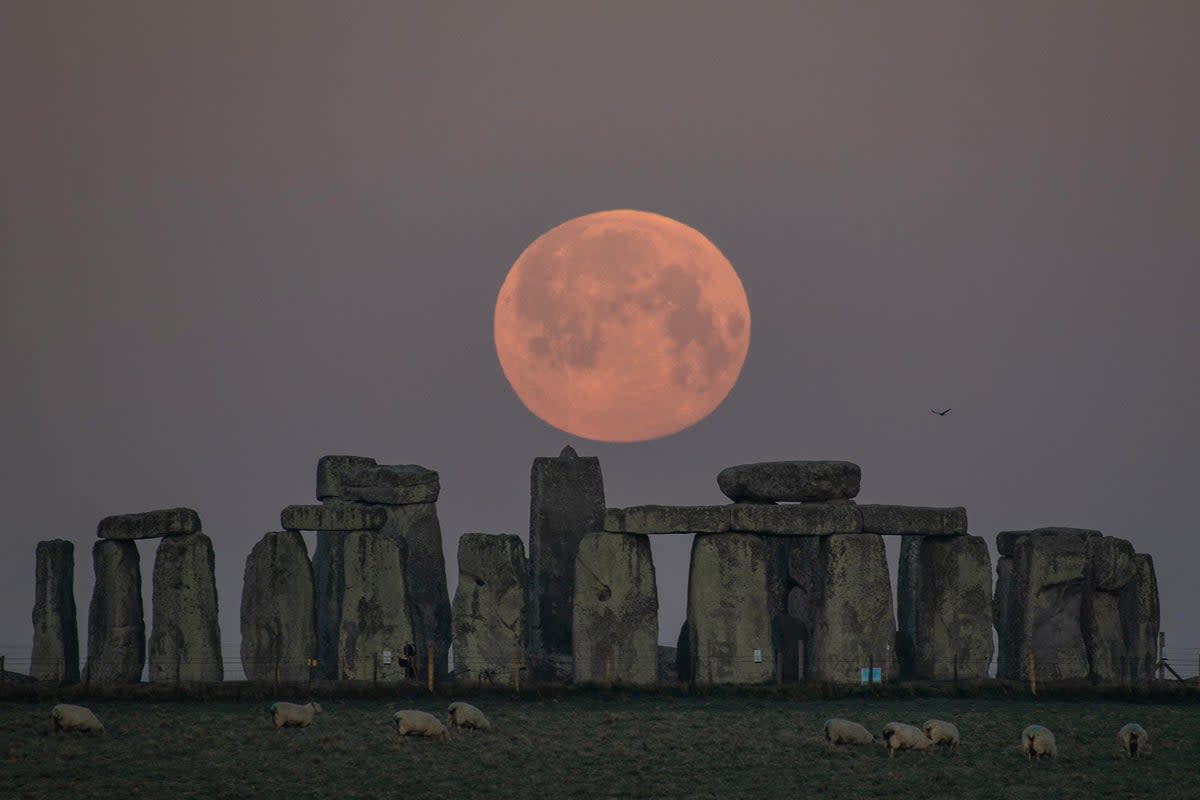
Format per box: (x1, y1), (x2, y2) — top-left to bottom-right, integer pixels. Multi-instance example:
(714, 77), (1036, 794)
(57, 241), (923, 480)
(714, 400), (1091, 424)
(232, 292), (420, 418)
(2, 695), (1196, 799)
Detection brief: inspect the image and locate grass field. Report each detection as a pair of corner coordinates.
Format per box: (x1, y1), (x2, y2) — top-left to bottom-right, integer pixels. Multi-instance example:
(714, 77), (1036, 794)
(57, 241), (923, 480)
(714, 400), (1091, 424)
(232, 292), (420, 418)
(2, 693), (1196, 799)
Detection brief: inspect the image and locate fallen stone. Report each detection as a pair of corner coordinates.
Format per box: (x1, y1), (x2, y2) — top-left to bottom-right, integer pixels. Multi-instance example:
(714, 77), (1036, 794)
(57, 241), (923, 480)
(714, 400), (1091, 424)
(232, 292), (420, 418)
(240, 531), (316, 683)
(604, 505), (730, 534)
(573, 533), (658, 685)
(97, 508), (201, 540)
(717, 461), (861, 503)
(793, 534), (896, 683)
(451, 533), (528, 685)
(381, 502), (452, 680)
(31, 540), (79, 684)
(148, 533), (223, 683)
(1120, 554), (1160, 681)
(729, 503), (862, 535)
(687, 533), (774, 685)
(86, 539), (144, 684)
(859, 505), (967, 535)
(529, 447), (606, 671)
(280, 504), (386, 532)
(337, 531), (417, 681)
(897, 535), (993, 679)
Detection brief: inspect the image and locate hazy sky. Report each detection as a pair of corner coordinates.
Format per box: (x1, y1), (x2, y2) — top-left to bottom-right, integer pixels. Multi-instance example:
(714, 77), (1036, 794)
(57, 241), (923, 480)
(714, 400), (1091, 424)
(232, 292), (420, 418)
(3, 2), (1198, 676)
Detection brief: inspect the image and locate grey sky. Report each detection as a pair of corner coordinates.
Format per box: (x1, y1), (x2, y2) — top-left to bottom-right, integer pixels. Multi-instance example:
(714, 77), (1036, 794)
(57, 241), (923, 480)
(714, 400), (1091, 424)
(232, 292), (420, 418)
(3, 2), (1198, 675)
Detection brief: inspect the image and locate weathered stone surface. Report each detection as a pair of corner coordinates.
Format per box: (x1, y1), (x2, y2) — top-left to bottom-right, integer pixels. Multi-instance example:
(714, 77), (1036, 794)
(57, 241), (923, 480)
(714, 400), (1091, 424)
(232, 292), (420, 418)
(687, 534), (774, 684)
(859, 505), (967, 535)
(529, 447), (606, 675)
(97, 507), (201, 540)
(729, 503), (862, 535)
(31, 540), (79, 683)
(337, 531), (417, 681)
(280, 504), (386, 532)
(452, 533), (528, 685)
(381, 502), (452, 680)
(1120, 554), (1160, 680)
(317, 455), (439, 504)
(1081, 536), (1136, 684)
(149, 533), (222, 683)
(604, 505), (730, 534)
(791, 534), (896, 682)
(675, 621), (691, 683)
(1088, 536), (1136, 592)
(240, 531), (315, 683)
(573, 533), (658, 685)
(717, 461), (861, 503)
(993, 556), (1013, 679)
(313, 530), (346, 680)
(86, 539), (144, 683)
(996, 527), (1100, 557)
(897, 535), (993, 679)
(994, 529), (1098, 681)
(657, 646), (679, 683)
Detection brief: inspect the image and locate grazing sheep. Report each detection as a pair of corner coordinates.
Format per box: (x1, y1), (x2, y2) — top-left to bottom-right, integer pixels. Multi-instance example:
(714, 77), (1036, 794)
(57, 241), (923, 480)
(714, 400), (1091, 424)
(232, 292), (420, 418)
(270, 701), (323, 729)
(1022, 725), (1057, 761)
(882, 722), (934, 757)
(394, 710), (447, 740)
(51, 704), (104, 735)
(447, 701), (491, 732)
(922, 719), (960, 754)
(1118, 723), (1148, 759)
(823, 718), (874, 746)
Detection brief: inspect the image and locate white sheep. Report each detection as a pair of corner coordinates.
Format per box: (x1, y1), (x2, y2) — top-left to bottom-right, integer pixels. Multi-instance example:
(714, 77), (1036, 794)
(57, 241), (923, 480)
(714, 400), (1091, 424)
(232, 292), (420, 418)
(823, 718), (874, 746)
(1022, 724), (1057, 761)
(51, 704), (104, 735)
(393, 710), (447, 740)
(269, 701), (323, 729)
(882, 722), (934, 757)
(922, 719), (960, 754)
(1117, 723), (1148, 759)
(446, 701), (491, 732)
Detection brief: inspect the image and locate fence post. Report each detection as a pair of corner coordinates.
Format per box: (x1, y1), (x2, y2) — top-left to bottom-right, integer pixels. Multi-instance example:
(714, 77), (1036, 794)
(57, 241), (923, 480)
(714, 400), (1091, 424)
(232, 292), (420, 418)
(1027, 652), (1037, 696)
(797, 641), (805, 683)
(512, 651), (521, 695)
(274, 657), (281, 692)
(869, 654), (875, 685)
(427, 651), (434, 693)
(307, 659), (314, 693)
(373, 654), (379, 689)
(604, 651), (613, 689)
(1157, 632), (1166, 680)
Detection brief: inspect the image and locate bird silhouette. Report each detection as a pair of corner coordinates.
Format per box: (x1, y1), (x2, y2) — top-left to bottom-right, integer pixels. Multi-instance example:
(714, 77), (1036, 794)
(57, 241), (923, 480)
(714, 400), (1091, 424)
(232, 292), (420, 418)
(931, 408), (951, 416)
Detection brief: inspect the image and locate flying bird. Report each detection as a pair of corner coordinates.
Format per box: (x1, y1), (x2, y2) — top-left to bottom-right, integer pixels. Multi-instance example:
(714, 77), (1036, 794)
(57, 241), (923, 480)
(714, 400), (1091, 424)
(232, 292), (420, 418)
(931, 408), (951, 416)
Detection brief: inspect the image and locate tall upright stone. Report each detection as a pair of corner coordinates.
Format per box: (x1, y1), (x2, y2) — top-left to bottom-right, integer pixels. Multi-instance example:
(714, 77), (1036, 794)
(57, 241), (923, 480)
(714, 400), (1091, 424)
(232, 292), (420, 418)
(452, 533), (528, 685)
(86, 539), (144, 683)
(337, 531), (416, 681)
(240, 531), (316, 683)
(528, 446), (606, 678)
(687, 533), (774, 685)
(1084, 536), (1136, 683)
(31, 540), (79, 684)
(897, 535), (993, 680)
(313, 529), (346, 680)
(148, 533), (223, 683)
(1120, 553), (1160, 680)
(790, 534), (896, 682)
(380, 502), (451, 679)
(573, 533), (659, 685)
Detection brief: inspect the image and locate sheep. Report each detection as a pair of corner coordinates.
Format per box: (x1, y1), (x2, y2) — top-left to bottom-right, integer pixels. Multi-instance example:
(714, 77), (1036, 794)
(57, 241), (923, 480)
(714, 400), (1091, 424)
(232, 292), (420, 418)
(269, 701), (323, 729)
(922, 719), (960, 754)
(1118, 723), (1148, 759)
(446, 701), (491, 732)
(51, 704), (104, 735)
(1022, 724), (1057, 761)
(393, 710), (447, 740)
(823, 718), (874, 746)
(882, 722), (934, 757)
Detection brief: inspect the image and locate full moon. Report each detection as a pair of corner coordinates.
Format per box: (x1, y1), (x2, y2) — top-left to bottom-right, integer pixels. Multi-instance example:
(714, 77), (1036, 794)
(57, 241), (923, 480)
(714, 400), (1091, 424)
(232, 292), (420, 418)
(494, 210), (750, 442)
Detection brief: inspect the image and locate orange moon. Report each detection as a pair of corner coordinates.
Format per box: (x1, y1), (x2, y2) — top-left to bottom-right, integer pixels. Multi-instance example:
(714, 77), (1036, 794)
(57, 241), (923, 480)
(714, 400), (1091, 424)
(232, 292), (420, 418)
(494, 210), (750, 443)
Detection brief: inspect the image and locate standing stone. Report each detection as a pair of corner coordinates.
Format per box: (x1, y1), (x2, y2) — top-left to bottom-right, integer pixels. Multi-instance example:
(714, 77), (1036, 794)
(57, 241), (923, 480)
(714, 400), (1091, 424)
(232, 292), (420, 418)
(1084, 536), (1136, 684)
(240, 531), (315, 683)
(675, 621), (691, 683)
(31, 540), (79, 684)
(790, 534), (896, 682)
(528, 446), (606, 679)
(573, 533), (659, 685)
(86, 539), (144, 683)
(687, 533), (774, 684)
(381, 502), (452, 679)
(897, 535), (993, 680)
(994, 528), (1096, 681)
(1120, 553), (1160, 680)
(337, 531), (416, 681)
(313, 530), (346, 680)
(993, 556), (1014, 679)
(148, 533), (223, 683)
(452, 533), (528, 685)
